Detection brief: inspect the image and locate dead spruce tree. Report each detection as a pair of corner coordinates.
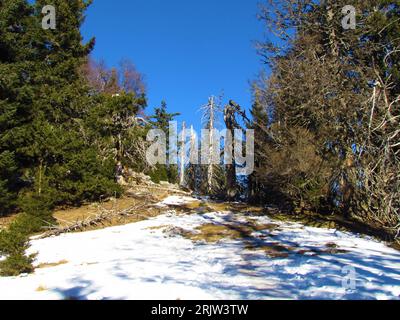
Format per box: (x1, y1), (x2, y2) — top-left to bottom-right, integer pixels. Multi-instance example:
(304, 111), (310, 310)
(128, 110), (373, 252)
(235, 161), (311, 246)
(223, 101), (240, 200)
(186, 125), (200, 192)
(199, 96), (225, 196)
(179, 122), (187, 187)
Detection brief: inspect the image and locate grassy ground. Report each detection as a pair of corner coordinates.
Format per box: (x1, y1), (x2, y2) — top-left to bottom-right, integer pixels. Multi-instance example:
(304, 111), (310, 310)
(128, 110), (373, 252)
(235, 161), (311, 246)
(161, 199), (400, 252)
(0, 185), (182, 233)
(1, 188), (398, 250)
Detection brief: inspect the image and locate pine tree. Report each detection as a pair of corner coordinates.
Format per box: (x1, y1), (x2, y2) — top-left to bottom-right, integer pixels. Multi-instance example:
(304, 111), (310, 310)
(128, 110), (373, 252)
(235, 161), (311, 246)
(0, 0), (37, 214)
(248, 87), (270, 203)
(150, 101), (180, 183)
(81, 57), (149, 175)
(0, 0), (127, 274)
(15, 0), (124, 205)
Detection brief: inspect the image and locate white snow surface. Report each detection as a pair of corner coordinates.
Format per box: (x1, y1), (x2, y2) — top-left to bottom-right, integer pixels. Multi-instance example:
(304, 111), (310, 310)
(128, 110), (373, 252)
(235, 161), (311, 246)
(156, 195), (200, 207)
(0, 195), (399, 300)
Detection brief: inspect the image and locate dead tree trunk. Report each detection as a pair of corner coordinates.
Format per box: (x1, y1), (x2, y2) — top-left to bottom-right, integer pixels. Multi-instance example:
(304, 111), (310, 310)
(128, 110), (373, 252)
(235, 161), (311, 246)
(224, 101), (238, 200)
(187, 125), (198, 192)
(207, 97), (215, 194)
(179, 122), (186, 186)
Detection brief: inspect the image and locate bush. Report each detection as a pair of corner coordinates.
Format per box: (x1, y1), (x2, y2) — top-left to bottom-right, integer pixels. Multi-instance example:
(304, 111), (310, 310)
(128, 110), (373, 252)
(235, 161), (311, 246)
(0, 194), (54, 276)
(0, 252), (35, 277)
(149, 165), (169, 184)
(0, 214), (35, 276)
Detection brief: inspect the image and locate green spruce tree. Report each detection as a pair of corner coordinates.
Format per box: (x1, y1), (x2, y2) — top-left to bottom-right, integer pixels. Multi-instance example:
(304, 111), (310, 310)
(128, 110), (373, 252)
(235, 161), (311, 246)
(150, 101), (180, 183)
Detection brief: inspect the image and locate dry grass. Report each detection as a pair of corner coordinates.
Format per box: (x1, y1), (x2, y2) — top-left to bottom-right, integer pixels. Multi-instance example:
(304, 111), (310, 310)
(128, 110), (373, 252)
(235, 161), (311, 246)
(245, 220), (280, 232)
(179, 220), (280, 244)
(177, 221), (296, 258)
(63, 206), (163, 233)
(0, 214), (18, 230)
(0, 195), (163, 234)
(204, 202), (266, 214)
(165, 200), (204, 215)
(37, 260), (69, 269)
(186, 224), (243, 243)
(50, 185), (174, 233)
(80, 262), (99, 266)
(36, 285), (48, 292)
(147, 225), (172, 231)
(170, 201), (268, 219)
(0, 187), (169, 233)
(54, 197), (144, 227)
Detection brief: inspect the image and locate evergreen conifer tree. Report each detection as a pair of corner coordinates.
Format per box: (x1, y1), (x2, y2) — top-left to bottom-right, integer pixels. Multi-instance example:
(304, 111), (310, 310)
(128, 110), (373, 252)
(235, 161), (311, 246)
(150, 101), (180, 183)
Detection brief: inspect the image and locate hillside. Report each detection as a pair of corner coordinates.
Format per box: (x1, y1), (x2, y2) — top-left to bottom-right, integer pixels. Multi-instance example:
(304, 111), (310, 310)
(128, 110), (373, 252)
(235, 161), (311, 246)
(1, 195), (399, 300)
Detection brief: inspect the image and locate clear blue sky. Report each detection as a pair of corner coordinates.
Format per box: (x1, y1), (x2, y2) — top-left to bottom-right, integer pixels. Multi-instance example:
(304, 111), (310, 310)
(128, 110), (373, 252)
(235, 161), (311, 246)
(81, 0), (266, 130)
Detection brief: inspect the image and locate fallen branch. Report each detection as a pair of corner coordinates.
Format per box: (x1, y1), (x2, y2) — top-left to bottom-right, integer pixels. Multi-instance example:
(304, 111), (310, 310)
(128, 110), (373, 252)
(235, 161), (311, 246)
(128, 186), (192, 196)
(36, 203), (157, 240)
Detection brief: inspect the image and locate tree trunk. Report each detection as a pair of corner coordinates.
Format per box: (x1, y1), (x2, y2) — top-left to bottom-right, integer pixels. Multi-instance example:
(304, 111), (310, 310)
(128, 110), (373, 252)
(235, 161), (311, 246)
(224, 103), (237, 200)
(207, 97), (215, 194)
(179, 122), (186, 186)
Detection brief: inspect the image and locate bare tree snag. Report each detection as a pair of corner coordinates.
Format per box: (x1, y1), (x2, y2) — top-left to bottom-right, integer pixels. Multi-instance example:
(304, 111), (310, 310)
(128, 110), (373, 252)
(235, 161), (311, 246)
(224, 101), (239, 200)
(179, 122), (186, 186)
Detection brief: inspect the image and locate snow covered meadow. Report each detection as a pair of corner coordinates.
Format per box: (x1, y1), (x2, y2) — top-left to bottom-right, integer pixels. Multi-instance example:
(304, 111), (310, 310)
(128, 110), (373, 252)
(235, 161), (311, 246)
(0, 196), (399, 300)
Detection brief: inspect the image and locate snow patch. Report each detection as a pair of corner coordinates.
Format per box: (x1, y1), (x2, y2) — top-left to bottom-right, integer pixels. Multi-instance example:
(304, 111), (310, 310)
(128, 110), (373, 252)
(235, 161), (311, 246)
(0, 199), (399, 300)
(156, 196), (200, 207)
